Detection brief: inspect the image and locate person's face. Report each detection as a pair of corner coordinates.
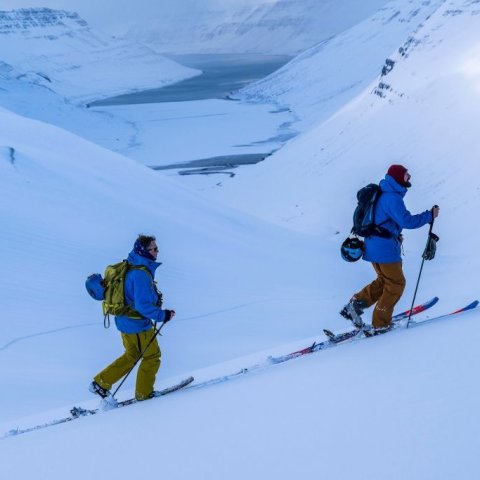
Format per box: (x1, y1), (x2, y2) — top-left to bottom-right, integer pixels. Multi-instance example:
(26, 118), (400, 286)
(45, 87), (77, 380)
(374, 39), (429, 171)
(147, 241), (159, 260)
(404, 171), (411, 183)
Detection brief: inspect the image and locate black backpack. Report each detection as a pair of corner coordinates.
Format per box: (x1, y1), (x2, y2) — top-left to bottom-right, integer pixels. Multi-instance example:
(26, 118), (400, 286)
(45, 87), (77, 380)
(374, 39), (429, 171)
(352, 184), (392, 238)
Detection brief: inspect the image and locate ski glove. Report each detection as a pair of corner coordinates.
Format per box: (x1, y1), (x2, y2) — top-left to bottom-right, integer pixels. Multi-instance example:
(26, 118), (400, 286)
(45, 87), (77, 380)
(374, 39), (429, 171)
(164, 310), (175, 323)
(422, 232), (439, 261)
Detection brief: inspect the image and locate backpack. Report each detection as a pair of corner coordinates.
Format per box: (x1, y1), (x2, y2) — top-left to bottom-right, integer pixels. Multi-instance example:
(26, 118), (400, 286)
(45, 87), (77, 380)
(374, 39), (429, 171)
(351, 183), (392, 238)
(86, 260), (162, 328)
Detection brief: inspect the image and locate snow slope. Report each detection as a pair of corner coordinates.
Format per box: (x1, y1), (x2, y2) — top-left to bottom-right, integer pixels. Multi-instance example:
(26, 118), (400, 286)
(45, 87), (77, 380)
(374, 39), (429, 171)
(204, 0), (480, 245)
(0, 106), (328, 424)
(2, 293), (480, 480)
(0, 8), (199, 103)
(0, 59), (134, 150)
(239, 0), (446, 128)
(127, 0), (389, 55)
(178, 0), (480, 340)
(2, 1), (480, 479)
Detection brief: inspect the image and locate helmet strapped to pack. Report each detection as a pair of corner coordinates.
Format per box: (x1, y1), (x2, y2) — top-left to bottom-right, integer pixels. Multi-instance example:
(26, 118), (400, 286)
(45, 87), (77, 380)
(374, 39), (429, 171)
(85, 273), (105, 301)
(341, 236), (364, 262)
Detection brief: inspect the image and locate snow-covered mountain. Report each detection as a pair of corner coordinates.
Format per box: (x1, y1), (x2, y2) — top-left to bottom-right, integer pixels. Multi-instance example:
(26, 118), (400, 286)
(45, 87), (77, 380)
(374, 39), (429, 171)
(127, 0), (388, 55)
(238, 0), (446, 127)
(207, 0), (480, 262)
(0, 8), (199, 103)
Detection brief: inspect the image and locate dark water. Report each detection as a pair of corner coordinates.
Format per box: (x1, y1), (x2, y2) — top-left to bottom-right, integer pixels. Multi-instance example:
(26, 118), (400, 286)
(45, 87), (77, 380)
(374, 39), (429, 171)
(151, 153), (271, 177)
(90, 54), (292, 106)
(91, 54), (295, 176)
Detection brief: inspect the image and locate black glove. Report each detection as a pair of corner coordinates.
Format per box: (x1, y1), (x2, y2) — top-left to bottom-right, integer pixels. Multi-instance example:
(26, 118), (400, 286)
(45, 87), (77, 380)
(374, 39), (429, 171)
(164, 310), (175, 323)
(423, 232), (439, 261)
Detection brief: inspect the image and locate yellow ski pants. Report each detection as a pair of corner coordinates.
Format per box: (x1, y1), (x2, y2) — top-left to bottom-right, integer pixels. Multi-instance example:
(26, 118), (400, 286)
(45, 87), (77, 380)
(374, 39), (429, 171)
(94, 329), (161, 400)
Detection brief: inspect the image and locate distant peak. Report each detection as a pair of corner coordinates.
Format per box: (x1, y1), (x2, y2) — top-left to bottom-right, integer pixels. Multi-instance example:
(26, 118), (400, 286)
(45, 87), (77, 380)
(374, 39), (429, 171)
(0, 8), (88, 33)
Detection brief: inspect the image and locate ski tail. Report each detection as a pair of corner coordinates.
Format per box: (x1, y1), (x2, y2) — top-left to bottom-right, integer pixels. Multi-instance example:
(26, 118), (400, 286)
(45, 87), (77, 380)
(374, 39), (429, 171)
(153, 376), (194, 397)
(269, 342), (317, 364)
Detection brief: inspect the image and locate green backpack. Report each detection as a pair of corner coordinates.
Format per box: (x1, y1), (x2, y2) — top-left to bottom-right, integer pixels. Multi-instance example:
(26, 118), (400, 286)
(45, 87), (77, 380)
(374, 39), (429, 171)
(102, 260), (160, 327)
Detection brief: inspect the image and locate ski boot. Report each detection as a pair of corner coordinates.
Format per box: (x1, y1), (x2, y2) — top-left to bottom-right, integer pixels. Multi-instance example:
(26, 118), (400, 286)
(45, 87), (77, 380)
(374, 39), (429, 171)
(363, 325), (393, 337)
(340, 297), (368, 329)
(89, 381), (111, 399)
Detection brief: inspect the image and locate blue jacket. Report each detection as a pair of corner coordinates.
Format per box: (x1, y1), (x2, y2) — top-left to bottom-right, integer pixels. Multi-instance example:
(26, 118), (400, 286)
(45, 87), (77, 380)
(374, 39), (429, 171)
(363, 175), (433, 263)
(114, 250), (167, 334)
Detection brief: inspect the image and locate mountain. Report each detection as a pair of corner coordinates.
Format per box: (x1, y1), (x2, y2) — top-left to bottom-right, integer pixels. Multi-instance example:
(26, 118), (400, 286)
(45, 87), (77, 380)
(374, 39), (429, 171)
(207, 0), (480, 256)
(0, 8), (199, 103)
(127, 0), (388, 55)
(238, 0), (446, 127)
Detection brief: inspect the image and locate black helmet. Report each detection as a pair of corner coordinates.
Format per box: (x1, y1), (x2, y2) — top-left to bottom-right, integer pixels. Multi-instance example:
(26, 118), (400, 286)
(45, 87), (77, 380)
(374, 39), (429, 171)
(341, 237), (364, 262)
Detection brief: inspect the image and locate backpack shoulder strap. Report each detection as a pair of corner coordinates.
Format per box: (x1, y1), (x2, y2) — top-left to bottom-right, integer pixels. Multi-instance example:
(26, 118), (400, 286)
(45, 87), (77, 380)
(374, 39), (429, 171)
(128, 264), (152, 278)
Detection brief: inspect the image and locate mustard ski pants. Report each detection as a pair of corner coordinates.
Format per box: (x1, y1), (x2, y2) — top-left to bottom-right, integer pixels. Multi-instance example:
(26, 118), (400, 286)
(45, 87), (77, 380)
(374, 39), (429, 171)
(94, 329), (161, 400)
(355, 262), (406, 329)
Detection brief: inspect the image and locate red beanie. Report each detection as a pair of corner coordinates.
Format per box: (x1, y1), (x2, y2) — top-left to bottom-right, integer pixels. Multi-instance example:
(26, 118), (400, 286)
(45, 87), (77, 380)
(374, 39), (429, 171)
(387, 164), (408, 186)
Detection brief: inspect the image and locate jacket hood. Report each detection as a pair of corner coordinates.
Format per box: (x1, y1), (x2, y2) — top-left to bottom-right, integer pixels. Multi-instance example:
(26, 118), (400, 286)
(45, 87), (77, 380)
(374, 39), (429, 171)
(380, 174), (407, 197)
(127, 250), (162, 274)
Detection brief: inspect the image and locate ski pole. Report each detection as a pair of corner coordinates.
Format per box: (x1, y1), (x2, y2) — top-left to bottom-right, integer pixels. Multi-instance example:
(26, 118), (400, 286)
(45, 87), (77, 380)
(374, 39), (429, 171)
(406, 206), (438, 328)
(111, 320), (167, 398)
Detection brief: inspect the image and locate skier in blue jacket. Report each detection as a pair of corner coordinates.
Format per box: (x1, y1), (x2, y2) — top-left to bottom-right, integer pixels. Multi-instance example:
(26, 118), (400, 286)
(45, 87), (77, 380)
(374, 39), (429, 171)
(90, 235), (175, 400)
(342, 165), (439, 333)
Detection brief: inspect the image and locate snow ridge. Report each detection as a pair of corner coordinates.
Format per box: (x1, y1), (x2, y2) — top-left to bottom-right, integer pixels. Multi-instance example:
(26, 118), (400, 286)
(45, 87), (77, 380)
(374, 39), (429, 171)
(238, 0), (447, 127)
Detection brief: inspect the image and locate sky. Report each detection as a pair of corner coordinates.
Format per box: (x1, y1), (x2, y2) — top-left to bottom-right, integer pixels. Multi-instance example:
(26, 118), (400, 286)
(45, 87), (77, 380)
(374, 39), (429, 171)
(0, 0), (266, 34)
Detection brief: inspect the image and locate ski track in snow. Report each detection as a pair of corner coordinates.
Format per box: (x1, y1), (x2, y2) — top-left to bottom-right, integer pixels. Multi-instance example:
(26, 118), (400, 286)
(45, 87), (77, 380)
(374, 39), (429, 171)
(179, 299), (273, 321)
(0, 323), (97, 352)
(0, 301), (271, 352)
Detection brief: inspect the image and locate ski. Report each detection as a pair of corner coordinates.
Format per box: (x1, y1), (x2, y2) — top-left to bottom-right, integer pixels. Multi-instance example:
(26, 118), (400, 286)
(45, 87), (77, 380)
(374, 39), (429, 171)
(273, 297), (439, 361)
(71, 376), (194, 417)
(272, 298), (478, 365)
(110, 376), (195, 409)
(5, 377), (194, 437)
(323, 296), (439, 343)
(407, 299), (479, 329)
(325, 298), (478, 343)
(6, 299), (478, 439)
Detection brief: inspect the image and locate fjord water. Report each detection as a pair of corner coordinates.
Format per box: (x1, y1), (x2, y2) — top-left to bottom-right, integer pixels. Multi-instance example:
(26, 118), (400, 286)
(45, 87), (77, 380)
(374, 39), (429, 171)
(91, 54), (292, 105)
(90, 54), (296, 175)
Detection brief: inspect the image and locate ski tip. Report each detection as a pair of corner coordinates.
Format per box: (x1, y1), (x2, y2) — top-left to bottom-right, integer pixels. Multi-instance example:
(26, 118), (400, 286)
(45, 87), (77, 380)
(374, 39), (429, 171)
(452, 300), (479, 313)
(323, 329), (335, 339)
